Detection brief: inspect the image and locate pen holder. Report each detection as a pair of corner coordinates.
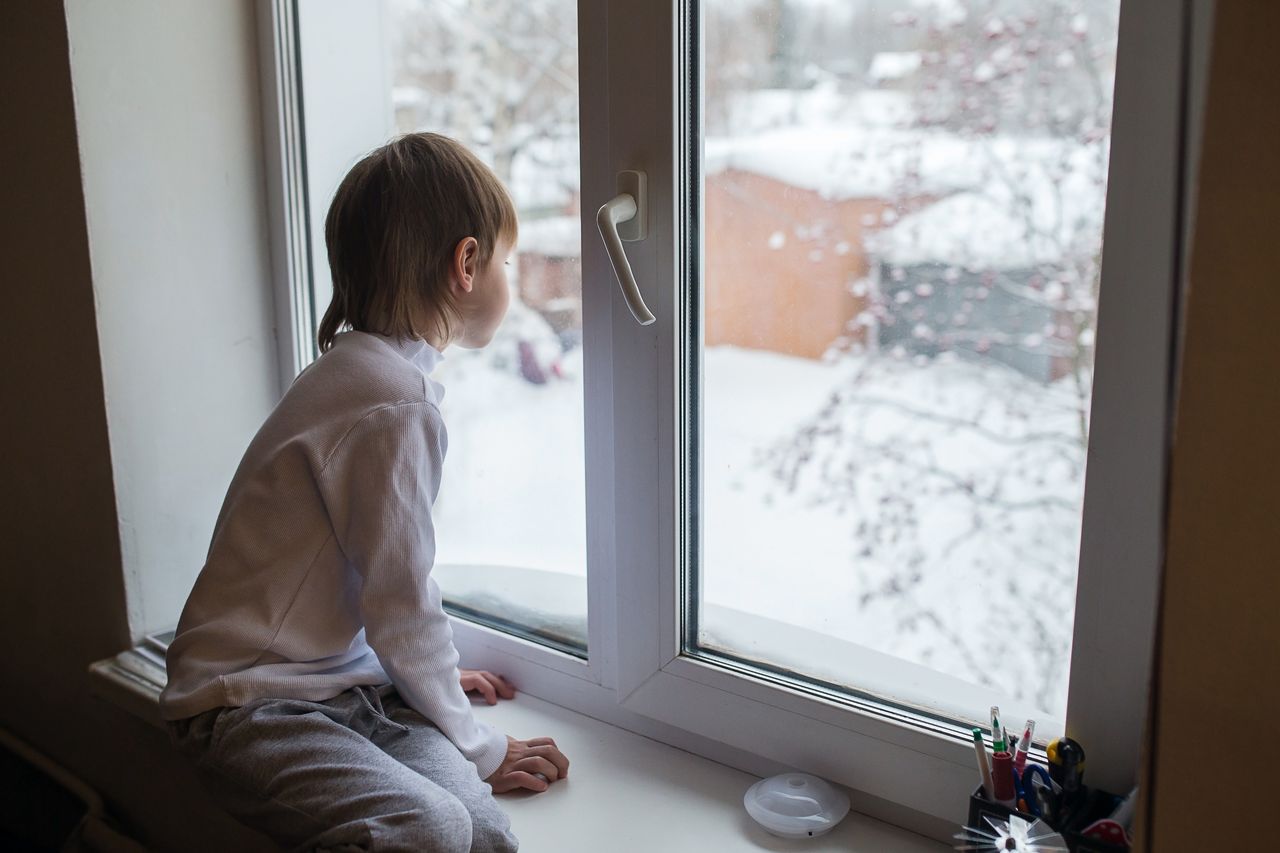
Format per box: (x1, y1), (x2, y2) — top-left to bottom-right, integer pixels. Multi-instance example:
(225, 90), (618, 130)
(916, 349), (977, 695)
(966, 784), (1039, 840)
(966, 786), (1130, 853)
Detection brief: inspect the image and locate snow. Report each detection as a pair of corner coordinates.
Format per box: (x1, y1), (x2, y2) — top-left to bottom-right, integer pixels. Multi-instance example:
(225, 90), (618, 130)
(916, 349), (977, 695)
(866, 183), (1102, 269)
(431, 342), (1085, 723)
(518, 214), (581, 257)
(433, 562), (587, 645)
(705, 90), (950, 201)
(432, 341), (586, 579)
(706, 125), (975, 200)
(705, 99), (1104, 250)
(867, 138), (1108, 267)
(701, 346), (1085, 722)
(703, 87), (1110, 267)
(868, 51), (922, 82)
(700, 602), (1057, 735)
(910, 0), (968, 27)
(507, 131), (579, 212)
(718, 87), (879, 134)
(391, 85), (427, 109)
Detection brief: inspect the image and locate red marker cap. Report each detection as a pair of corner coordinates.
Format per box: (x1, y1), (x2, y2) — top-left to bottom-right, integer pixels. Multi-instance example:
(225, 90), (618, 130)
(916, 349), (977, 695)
(991, 751), (1016, 806)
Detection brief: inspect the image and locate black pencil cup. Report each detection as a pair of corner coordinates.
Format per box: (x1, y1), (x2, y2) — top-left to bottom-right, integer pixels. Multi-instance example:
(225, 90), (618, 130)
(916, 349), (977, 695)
(966, 785), (1130, 853)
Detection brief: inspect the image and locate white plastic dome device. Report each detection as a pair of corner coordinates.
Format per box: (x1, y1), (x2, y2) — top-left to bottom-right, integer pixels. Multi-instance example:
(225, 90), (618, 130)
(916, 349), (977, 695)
(743, 773), (851, 839)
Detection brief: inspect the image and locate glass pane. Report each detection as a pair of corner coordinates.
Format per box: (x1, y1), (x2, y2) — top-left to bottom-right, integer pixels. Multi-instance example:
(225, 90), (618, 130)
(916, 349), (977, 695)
(694, 0), (1121, 730)
(388, 0), (586, 652)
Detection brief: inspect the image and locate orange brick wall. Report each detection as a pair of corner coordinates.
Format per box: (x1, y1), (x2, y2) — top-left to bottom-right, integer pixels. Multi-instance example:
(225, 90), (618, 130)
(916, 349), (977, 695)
(704, 169), (891, 359)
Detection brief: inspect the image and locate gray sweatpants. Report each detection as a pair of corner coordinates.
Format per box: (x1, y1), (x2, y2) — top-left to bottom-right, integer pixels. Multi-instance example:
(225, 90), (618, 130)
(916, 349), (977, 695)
(167, 683), (518, 853)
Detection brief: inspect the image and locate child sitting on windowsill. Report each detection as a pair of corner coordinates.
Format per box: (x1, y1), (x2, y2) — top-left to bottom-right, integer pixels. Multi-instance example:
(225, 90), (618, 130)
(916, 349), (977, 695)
(161, 132), (568, 853)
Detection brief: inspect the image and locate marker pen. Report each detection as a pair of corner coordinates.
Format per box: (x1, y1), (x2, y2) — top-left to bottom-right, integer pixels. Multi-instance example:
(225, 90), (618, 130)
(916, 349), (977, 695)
(990, 706), (1005, 753)
(1014, 719), (1035, 773)
(972, 728), (994, 799)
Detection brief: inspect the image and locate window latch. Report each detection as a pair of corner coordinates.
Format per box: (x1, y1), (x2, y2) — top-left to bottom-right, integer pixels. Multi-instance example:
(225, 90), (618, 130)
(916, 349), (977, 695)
(596, 170), (655, 326)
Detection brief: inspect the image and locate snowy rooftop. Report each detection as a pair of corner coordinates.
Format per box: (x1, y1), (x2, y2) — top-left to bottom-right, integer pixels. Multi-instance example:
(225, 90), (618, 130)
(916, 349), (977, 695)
(703, 88), (1108, 268)
(867, 145), (1108, 268)
(707, 100), (1103, 213)
(705, 90), (1092, 202)
(706, 124), (981, 200)
(703, 87), (1107, 225)
(704, 89), (927, 200)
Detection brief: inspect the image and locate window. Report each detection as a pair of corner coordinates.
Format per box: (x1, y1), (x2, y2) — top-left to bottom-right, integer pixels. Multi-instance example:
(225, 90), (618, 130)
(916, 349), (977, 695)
(293, 0), (589, 655)
(263, 0), (1192, 829)
(384, 0), (588, 655)
(695, 0), (1121, 735)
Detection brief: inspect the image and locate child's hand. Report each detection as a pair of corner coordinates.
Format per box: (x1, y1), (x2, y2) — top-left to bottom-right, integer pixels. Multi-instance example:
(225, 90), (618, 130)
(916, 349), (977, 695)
(485, 736), (570, 793)
(459, 669), (516, 705)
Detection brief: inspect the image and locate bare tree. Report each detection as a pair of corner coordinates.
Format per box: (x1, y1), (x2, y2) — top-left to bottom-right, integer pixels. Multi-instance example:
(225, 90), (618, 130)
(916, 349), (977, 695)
(389, 0), (578, 195)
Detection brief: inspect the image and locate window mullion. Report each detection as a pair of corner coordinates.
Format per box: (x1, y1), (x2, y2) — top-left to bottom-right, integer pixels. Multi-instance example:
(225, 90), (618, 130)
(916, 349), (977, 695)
(599, 0), (681, 700)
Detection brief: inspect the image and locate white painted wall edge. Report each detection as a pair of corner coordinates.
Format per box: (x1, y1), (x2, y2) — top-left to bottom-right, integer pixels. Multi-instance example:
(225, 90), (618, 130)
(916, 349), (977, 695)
(64, 0), (282, 639)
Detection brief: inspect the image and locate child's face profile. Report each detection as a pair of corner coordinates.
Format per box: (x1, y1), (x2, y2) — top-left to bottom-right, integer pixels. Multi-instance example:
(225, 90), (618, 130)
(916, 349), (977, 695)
(450, 236), (514, 350)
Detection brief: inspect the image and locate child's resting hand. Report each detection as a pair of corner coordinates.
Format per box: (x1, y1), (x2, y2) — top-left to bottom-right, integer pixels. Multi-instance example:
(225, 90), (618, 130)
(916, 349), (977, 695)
(485, 736), (571, 794)
(459, 669), (517, 705)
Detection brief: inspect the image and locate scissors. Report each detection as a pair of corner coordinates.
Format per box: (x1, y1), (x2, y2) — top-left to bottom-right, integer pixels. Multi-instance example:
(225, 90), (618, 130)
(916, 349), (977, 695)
(1017, 764), (1056, 820)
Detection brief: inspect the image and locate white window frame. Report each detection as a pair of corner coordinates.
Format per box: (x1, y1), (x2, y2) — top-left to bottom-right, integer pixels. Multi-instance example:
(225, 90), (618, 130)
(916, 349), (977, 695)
(258, 0), (315, 396)
(258, 0), (1205, 833)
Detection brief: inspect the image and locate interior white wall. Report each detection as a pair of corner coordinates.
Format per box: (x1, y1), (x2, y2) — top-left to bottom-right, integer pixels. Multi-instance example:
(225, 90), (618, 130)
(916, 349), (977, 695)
(65, 0), (281, 637)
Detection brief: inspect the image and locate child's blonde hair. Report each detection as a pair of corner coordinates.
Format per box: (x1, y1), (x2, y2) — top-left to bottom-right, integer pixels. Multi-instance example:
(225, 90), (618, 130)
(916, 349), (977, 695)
(318, 132), (518, 352)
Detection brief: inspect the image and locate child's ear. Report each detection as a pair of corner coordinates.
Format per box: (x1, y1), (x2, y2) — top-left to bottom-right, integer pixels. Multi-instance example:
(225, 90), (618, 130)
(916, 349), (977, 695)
(452, 237), (479, 293)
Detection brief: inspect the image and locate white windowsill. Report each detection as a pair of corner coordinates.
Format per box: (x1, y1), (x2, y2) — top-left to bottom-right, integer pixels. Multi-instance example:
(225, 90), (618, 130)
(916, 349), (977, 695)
(88, 653), (947, 852)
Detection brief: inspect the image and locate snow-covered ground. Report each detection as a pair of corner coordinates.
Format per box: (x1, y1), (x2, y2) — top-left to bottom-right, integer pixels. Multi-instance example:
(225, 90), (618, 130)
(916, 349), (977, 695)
(432, 341), (1084, 721)
(431, 343), (588, 579)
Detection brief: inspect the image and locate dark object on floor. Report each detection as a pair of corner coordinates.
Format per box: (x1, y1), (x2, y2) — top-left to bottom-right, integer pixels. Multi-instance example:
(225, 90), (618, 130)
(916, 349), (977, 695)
(0, 728), (148, 852)
(0, 746), (86, 851)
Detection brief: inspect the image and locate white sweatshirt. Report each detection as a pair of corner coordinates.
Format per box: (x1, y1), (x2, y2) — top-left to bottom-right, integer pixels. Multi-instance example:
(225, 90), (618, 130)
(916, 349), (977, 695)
(160, 330), (508, 780)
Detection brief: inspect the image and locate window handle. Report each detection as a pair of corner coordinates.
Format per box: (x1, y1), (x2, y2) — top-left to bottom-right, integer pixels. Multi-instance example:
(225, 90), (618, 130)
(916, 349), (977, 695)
(596, 170), (655, 326)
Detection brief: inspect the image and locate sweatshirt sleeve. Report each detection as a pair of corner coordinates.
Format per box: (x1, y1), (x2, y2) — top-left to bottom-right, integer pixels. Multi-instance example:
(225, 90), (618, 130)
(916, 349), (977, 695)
(319, 401), (509, 780)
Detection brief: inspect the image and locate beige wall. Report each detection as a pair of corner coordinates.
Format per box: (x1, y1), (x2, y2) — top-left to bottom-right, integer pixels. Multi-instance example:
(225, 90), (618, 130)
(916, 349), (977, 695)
(1140, 1), (1280, 849)
(0, 0), (129, 736)
(1, 2), (274, 850)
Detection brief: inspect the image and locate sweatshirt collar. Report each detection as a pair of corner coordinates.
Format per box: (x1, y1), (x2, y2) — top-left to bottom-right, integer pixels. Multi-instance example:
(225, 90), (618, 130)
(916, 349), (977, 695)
(344, 331), (447, 401)
(375, 333), (444, 375)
